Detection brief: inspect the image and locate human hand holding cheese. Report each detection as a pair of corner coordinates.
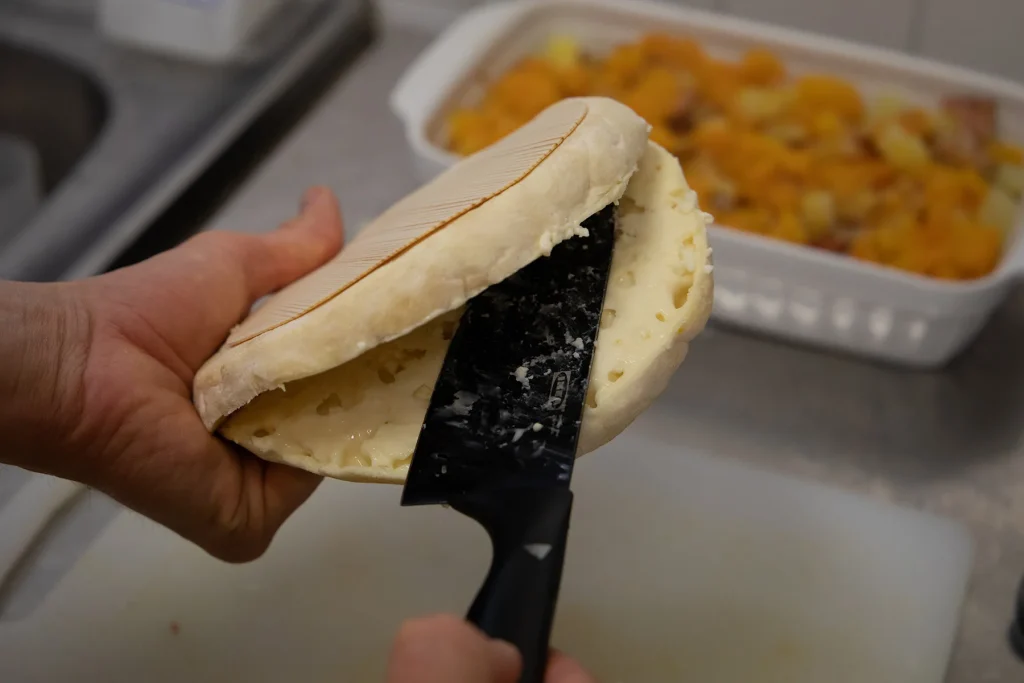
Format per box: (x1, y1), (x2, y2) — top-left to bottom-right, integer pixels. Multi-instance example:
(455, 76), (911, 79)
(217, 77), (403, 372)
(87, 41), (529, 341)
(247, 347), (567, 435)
(0, 97), (705, 682)
(0, 187), (343, 563)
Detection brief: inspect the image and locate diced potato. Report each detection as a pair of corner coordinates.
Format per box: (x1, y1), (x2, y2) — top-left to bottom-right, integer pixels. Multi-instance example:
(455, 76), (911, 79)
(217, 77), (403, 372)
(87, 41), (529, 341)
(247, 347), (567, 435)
(867, 94), (907, 126)
(995, 164), (1024, 198)
(736, 87), (791, 123)
(836, 190), (877, 223)
(801, 191), (835, 238)
(875, 123), (931, 170)
(979, 187), (1019, 233)
(545, 35), (581, 69)
(808, 111), (845, 139)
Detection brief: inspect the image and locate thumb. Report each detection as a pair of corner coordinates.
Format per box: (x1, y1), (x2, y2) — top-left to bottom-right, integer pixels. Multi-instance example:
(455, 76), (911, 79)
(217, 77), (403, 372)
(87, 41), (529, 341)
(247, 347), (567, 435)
(386, 615), (522, 683)
(545, 650), (598, 683)
(242, 185), (344, 302)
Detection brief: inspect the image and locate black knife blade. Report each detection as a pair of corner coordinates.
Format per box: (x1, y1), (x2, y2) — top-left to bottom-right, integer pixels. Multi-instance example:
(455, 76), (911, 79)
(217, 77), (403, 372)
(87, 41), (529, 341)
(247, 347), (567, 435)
(402, 202), (616, 504)
(400, 203), (616, 683)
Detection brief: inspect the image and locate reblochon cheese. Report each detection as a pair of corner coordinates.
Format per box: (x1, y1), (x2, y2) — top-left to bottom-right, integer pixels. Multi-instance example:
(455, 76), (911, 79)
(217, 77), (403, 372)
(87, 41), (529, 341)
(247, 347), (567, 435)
(193, 98), (713, 483)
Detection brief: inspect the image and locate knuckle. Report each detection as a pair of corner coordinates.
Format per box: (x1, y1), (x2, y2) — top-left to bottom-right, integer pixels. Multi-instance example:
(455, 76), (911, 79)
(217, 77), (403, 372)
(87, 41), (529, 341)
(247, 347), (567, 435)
(395, 614), (471, 648)
(203, 501), (273, 564)
(185, 230), (255, 264)
(203, 533), (270, 564)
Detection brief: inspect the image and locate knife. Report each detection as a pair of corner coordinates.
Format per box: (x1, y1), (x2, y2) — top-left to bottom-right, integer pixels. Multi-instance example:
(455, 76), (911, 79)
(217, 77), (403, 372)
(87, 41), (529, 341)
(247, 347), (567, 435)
(401, 203), (617, 683)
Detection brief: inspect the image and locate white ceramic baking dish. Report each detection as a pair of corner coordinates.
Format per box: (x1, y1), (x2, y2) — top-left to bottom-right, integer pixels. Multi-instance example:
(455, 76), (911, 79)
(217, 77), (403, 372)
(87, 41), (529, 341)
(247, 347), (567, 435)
(390, 0), (1024, 367)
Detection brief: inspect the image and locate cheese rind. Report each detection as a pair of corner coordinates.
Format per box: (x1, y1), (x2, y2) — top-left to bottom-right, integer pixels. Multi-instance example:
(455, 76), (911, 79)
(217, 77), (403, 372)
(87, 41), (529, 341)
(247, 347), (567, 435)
(222, 142), (713, 483)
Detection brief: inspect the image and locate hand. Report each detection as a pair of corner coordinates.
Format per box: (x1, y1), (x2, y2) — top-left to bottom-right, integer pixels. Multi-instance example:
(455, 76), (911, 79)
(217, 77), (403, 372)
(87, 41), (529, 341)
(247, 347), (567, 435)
(386, 615), (596, 683)
(2, 187), (343, 562)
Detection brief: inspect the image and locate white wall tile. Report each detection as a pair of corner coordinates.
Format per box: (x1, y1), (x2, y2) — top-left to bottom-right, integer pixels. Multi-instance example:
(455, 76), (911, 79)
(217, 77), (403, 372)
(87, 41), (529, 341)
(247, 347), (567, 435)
(916, 0), (1024, 83)
(719, 0), (918, 50)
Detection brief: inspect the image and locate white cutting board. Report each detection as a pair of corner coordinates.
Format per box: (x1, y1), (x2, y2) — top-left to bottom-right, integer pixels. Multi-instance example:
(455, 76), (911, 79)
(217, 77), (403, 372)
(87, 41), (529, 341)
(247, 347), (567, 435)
(0, 424), (972, 683)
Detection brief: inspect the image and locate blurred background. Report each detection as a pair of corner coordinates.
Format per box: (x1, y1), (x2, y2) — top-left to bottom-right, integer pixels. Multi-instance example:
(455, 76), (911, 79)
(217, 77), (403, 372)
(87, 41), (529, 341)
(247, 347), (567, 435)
(383, 0), (1024, 83)
(1, 1), (1024, 682)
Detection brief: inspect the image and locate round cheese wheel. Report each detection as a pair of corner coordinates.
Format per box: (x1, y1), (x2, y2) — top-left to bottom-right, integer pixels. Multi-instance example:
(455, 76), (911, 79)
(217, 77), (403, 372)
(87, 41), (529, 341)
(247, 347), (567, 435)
(219, 141), (713, 482)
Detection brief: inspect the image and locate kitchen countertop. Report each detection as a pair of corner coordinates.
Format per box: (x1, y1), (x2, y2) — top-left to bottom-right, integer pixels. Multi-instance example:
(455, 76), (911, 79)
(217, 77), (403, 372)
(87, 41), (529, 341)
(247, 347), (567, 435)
(5, 23), (1024, 682)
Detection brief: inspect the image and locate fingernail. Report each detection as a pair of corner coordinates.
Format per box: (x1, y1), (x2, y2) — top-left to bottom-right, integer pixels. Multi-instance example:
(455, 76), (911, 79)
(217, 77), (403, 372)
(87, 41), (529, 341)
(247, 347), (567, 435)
(300, 187), (325, 212)
(488, 639), (522, 670)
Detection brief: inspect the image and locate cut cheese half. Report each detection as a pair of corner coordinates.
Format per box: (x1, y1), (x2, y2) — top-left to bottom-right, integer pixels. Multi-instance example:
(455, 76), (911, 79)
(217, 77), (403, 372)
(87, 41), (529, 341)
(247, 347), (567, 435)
(193, 97), (650, 431)
(220, 142), (714, 483)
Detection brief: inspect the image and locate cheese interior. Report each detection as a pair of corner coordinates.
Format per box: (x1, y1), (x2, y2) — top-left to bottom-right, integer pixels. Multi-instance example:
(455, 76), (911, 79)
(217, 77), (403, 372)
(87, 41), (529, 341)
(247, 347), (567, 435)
(221, 142), (710, 481)
(225, 310), (461, 475)
(588, 142), (705, 416)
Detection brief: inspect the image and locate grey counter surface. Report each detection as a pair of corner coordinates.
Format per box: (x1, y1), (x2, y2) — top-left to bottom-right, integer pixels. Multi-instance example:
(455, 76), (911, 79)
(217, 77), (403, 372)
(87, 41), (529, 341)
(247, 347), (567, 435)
(5, 23), (1024, 682)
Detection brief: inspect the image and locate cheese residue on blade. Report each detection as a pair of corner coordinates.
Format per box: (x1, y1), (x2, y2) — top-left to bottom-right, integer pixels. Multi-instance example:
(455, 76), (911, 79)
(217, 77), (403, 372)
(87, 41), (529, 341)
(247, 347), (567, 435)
(451, 390), (478, 416)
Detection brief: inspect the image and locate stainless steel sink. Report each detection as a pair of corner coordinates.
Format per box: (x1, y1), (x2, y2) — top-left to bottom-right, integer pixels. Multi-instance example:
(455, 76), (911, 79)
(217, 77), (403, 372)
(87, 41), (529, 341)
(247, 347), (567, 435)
(0, 0), (373, 281)
(0, 42), (107, 198)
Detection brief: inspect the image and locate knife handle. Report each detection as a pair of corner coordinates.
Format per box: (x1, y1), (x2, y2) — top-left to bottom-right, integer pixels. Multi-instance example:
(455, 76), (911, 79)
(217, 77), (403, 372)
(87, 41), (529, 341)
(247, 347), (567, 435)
(452, 486), (574, 683)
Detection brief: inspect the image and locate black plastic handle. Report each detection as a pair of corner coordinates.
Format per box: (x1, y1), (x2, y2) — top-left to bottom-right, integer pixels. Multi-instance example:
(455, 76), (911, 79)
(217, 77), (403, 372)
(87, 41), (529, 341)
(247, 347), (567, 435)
(1009, 571), (1024, 660)
(452, 486), (574, 683)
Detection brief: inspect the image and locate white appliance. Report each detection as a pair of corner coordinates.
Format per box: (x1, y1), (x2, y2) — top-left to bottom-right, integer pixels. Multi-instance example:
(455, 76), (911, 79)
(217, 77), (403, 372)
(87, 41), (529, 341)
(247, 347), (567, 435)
(97, 0), (287, 63)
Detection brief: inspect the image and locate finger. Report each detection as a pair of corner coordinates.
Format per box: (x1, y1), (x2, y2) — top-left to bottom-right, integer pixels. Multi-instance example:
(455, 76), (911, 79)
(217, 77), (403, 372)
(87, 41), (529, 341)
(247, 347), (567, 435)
(241, 186), (344, 302)
(386, 615), (521, 683)
(546, 650), (598, 683)
(258, 461), (323, 538)
(89, 399), (322, 564)
(88, 187), (344, 372)
(199, 444), (323, 563)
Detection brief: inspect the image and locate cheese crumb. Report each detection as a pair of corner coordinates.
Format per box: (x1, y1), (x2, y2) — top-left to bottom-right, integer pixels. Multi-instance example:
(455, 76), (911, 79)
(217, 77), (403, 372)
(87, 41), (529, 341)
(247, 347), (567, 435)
(682, 190), (699, 212)
(451, 391), (478, 416)
(514, 366), (531, 389)
(539, 232), (554, 253)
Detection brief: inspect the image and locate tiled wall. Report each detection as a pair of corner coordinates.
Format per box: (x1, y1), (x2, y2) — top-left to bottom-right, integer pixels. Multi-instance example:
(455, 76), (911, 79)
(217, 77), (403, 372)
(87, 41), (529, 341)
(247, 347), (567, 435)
(379, 0), (1024, 83)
